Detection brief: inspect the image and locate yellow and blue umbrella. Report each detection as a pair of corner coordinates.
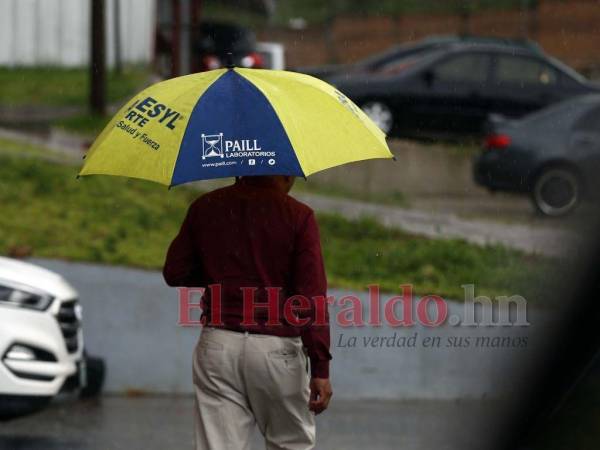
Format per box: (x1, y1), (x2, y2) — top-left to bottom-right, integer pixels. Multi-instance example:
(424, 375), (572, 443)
(79, 68), (393, 186)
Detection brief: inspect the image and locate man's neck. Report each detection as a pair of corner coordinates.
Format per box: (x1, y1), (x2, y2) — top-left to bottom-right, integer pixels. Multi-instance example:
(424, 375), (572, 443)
(236, 176), (283, 192)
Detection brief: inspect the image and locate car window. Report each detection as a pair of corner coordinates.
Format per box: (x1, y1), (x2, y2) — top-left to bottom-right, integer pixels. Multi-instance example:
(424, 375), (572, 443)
(379, 54), (427, 75)
(357, 42), (436, 70)
(495, 56), (558, 86)
(574, 105), (600, 132)
(432, 54), (491, 83)
(549, 55), (588, 84)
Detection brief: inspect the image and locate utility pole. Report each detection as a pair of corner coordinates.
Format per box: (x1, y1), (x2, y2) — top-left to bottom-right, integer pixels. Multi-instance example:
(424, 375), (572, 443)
(190, 0), (202, 73)
(171, 0), (181, 77)
(90, 0), (107, 115)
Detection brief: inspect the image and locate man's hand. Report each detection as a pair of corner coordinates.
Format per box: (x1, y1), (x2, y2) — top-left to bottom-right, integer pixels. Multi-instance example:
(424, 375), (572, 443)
(309, 377), (332, 415)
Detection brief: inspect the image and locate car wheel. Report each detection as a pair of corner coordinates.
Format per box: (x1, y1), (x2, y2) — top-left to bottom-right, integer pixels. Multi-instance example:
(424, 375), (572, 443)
(361, 101), (393, 134)
(80, 356), (106, 399)
(532, 167), (581, 217)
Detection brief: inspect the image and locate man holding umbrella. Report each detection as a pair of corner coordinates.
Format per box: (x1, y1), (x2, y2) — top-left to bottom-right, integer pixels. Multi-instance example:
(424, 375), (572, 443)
(78, 65), (392, 449)
(163, 174), (332, 449)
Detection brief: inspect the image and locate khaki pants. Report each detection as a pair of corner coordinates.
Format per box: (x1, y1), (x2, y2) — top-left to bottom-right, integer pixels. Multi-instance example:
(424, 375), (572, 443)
(193, 327), (316, 450)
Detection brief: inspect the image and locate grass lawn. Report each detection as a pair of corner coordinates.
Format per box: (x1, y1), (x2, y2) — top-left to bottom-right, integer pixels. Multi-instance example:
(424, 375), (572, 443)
(53, 113), (112, 136)
(0, 139), (554, 300)
(0, 66), (148, 107)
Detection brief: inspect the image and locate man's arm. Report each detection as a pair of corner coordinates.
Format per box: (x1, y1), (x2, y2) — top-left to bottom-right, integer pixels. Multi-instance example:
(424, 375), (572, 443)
(293, 209), (333, 414)
(163, 205), (204, 287)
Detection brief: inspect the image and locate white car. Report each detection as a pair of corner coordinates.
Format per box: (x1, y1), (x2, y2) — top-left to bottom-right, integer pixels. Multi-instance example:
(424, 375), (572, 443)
(0, 257), (85, 420)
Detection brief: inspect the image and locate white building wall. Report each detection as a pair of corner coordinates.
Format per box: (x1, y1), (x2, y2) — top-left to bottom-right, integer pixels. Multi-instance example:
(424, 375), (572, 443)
(0, 0), (155, 67)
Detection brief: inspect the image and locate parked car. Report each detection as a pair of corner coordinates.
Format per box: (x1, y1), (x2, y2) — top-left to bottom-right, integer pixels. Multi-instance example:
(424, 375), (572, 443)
(0, 257), (102, 420)
(474, 94), (600, 216)
(330, 43), (598, 137)
(297, 34), (542, 81)
(193, 21), (264, 70)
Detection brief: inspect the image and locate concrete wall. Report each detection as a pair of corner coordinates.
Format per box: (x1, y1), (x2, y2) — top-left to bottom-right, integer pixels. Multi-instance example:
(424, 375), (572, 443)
(35, 259), (556, 400)
(0, 0), (155, 67)
(309, 140), (482, 197)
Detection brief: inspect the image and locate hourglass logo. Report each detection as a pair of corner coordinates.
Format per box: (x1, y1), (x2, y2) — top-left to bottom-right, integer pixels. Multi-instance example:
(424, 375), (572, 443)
(201, 133), (224, 160)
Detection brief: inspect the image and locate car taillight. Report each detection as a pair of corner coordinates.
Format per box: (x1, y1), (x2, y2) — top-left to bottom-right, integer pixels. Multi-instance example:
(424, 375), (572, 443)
(241, 52), (264, 69)
(202, 55), (221, 70)
(485, 134), (511, 150)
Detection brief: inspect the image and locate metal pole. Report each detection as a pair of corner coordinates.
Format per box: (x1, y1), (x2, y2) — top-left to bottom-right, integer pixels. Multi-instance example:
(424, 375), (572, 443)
(190, 0), (202, 73)
(90, 0), (107, 115)
(180, 0), (191, 75)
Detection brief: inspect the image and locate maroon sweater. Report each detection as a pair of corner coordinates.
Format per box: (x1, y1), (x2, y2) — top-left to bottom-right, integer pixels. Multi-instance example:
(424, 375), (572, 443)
(163, 178), (331, 378)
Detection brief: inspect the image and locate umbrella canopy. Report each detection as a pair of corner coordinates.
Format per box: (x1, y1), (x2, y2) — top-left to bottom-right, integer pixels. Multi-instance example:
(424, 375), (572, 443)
(79, 68), (393, 186)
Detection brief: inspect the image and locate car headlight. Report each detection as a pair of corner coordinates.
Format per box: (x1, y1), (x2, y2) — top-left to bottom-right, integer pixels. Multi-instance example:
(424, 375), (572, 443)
(0, 283), (54, 311)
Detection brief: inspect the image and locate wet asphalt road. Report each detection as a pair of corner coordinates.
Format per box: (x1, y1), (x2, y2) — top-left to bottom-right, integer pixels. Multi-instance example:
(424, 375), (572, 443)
(0, 395), (508, 450)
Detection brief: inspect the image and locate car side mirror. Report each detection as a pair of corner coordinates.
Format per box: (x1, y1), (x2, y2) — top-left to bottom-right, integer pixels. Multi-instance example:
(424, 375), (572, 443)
(422, 70), (435, 87)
